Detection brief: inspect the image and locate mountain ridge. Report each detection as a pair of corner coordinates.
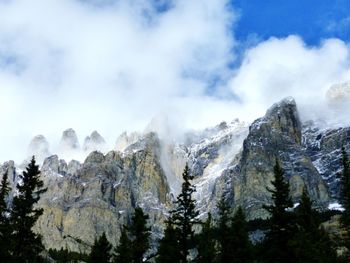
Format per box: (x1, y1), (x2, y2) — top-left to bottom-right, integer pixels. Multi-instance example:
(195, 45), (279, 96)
(1, 97), (349, 252)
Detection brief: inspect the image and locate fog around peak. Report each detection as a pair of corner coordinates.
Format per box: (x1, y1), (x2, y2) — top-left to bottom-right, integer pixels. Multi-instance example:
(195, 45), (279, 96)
(1, 1), (350, 162)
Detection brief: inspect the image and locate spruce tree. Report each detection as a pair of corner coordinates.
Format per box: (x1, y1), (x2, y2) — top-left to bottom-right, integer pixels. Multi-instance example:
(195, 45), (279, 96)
(216, 196), (234, 263)
(0, 171), (11, 262)
(169, 163), (199, 262)
(340, 147), (350, 252)
(230, 206), (252, 263)
(88, 232), (112, 263)
(195, 213), (216, 263)
(114, 227), (132, 263)
(156, 220), (181, 263)
(129, 207), (151, 263)
(10, 157), (47, 262)
(262, 159), (295, 263)
(290, 188), (337, 263)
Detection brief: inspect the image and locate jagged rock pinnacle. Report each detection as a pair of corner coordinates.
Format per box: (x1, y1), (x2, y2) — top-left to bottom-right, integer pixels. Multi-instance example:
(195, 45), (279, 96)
(59, 128), (80, 152)
(83, 131), (107, 152)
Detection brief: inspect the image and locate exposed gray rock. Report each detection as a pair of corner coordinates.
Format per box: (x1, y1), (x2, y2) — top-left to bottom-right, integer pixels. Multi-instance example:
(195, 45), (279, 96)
(115, 131), (141, 152)
(33, 132), (171, 252)
(59, 128), (80, 152)
(303, 123), (350, 198)
(230, 98), (329, 219)
(0, 97), (348, 253)
(83, 131), (107, 153)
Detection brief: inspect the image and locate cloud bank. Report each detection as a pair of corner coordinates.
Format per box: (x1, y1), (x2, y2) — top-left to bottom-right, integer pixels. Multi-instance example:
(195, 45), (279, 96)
(0, 0), (350, 162)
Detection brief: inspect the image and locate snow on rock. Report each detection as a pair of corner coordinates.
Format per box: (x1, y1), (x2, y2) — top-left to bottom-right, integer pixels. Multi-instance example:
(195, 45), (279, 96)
(328, 202), (345, 211)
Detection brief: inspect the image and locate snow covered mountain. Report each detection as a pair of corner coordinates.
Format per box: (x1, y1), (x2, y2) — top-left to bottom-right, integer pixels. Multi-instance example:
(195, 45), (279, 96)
(1, 97), (349, 252)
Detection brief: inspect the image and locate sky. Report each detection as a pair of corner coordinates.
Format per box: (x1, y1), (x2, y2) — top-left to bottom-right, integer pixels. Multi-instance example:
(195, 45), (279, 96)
(1, 0), (350, 162)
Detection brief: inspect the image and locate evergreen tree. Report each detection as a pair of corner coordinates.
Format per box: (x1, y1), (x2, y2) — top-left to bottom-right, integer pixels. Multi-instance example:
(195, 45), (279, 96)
(169, 163), (199, 262)
(290, 188), (337, 263)
(114, 227), (132, 263)
(216, 196), (234, 263)
(230, 206), (252, 263)
(195, 213), (216, 263)
(88, 232), (112, 263)
(0, 171), (11, 262)
(156, 220), (181, 263)
(129, 207), (151, 263)
(339, 147), (350, 252)
(10, 157), (47, 262)
(262, 159), (295, 263)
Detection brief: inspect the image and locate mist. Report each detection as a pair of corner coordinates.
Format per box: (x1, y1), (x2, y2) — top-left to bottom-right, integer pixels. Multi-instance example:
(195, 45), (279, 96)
(1, 0), (350, 163)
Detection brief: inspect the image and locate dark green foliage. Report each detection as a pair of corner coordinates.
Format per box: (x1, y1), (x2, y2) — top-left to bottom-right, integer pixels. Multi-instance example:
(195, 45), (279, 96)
(195, 213), (216, 263)
(230, 206), (253, 263)
(88, 232), (112, 263)
(340, 147), (350, 251)
(10, 157), (47, 262)
(114, 207), (150, 263)
(156, 221), (181, 263)
(0, 171), (11, 262)
(290, 188), (337, 263)
(169, 163), (200, 262)
(216, 196), (233, 263)
(129, 207), (151, 263)
(48, 248), (88, 262)
(262, 159), (295, 263)
(114, 227), (132, 263)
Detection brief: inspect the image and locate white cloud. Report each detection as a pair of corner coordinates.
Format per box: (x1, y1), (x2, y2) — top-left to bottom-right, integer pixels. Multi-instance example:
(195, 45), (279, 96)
(229, 36), (350, 123)
(0, 0), (237, 162)
(1, 1), (350, 163)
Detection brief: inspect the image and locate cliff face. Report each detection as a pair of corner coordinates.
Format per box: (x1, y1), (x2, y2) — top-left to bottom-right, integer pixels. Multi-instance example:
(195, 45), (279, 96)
(33, 133), (170, 251)
(230, 98), (329, 218)
(0, 97), (349, 252)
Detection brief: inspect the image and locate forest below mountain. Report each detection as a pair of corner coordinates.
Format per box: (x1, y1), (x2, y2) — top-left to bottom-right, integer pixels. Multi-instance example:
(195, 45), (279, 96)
(1, 147), (350, 263)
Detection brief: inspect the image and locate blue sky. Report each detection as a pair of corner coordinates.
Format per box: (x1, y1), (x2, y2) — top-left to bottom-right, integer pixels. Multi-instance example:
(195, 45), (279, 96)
(234, 0), (350, 46)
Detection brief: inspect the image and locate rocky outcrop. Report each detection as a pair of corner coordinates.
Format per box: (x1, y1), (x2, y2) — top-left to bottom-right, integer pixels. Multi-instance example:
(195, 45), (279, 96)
(1, 97), (349, 252)
(33, 133), (170, 252)
(59, 128), (80, 152)
(83, 131), (107, 153)
(303, 123), (350, 197)
(230, 98), (329, 218)
(115, 131), (141, 152)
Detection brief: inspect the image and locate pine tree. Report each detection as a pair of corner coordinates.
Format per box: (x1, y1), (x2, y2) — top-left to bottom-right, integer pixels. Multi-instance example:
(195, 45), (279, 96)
(114, 227), (132, 263)
(262, 159), (295, 263)
(167, 163), (199, 263)
(339, 147), (350, 252)
(290, 188), (337, 263)
(0, 171), (11, 262)
(230, 206), (252, 263)
(129, 207), (151, 263)
(88, 232), (112, 263)
(156, 220), (181, 263)
(195, 213), (216, 263)
(10, 157), (47, 262)
(216, 196), (234, 263)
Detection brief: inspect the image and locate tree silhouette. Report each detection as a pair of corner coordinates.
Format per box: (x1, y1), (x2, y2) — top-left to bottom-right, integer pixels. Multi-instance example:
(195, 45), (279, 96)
(10, 157), (47, 262)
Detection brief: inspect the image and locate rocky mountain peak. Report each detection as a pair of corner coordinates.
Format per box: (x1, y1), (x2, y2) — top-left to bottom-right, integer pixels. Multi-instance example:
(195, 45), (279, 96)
(59, 128), (80, 152)
(264, 97), (301, 144)
(27, 135), (50, 163)
(84, 151), (105, 164)
(115, 131), (141, 152)
(83, 131), (107, 152)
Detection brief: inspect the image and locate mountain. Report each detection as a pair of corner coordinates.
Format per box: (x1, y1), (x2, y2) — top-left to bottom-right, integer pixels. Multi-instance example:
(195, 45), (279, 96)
(0, 97), (349, 252)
